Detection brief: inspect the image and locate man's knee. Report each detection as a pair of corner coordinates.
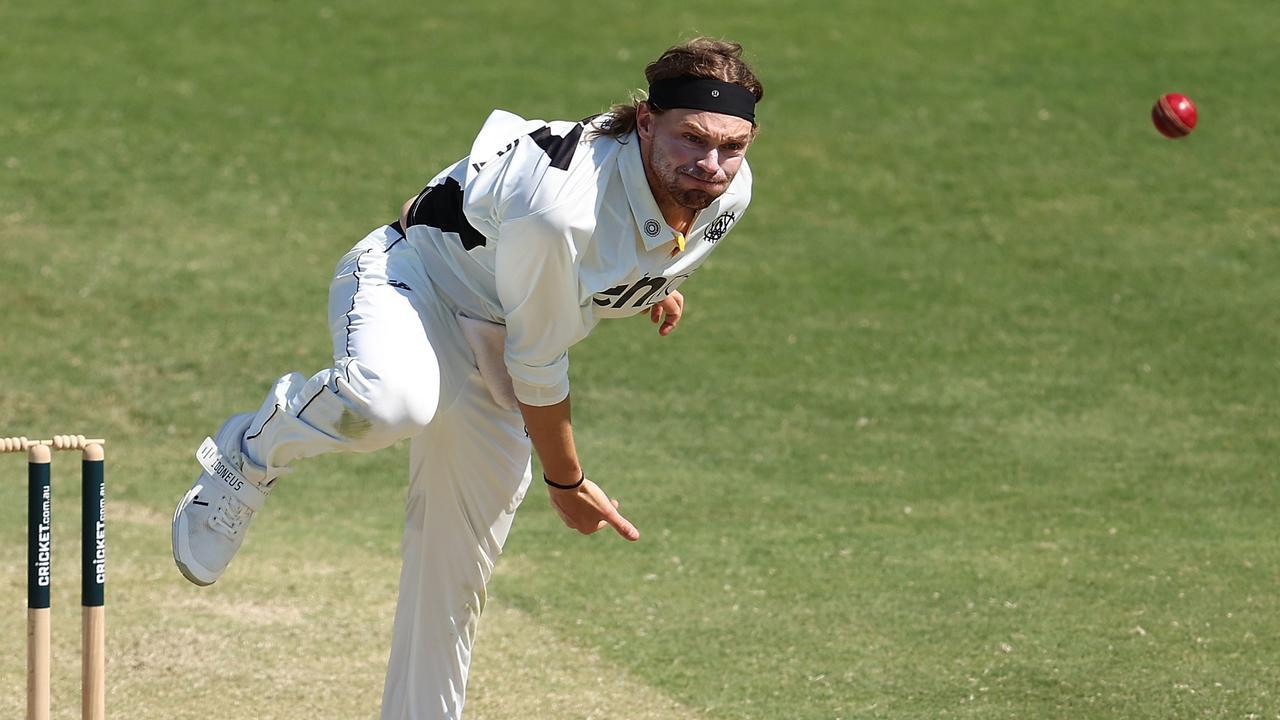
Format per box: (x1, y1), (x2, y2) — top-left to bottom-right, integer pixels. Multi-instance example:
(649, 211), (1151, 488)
(335, 358), (439, 442)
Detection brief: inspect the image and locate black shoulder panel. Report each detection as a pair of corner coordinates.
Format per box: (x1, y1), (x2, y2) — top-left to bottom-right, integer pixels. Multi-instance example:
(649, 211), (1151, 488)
(529, 123), (584, 171)
(404, 177), (487, 251)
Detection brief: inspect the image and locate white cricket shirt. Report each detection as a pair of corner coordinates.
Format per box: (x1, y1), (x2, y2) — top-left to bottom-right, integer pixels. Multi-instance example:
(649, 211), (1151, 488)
(402, 110), (752, 406)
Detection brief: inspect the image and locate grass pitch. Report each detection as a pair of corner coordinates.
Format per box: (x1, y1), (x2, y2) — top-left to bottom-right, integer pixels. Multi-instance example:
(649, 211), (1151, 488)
(2, 1), (1278, 718)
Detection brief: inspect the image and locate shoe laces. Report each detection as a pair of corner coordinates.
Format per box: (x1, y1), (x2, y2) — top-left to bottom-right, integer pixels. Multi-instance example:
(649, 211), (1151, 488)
(207, 446), (251, 538)
(209, 494), (251, 538)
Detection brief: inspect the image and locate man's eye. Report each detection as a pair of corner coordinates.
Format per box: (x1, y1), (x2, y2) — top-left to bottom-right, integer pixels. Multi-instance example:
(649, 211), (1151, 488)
(684, 134), (703, 144)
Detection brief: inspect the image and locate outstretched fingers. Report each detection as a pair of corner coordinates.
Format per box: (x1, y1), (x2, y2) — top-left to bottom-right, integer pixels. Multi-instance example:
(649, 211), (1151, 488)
(586, 481), (639, 541)
(548, 479), (640, 541)
(601, 503), (640, 541)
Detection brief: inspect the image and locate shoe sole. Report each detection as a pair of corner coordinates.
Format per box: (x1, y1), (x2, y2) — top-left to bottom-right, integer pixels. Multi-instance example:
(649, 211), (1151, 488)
(172, 486), (216, 586)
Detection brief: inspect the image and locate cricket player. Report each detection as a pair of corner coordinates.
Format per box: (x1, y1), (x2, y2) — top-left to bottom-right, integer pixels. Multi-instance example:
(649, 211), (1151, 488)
(171, 37), (763, 719)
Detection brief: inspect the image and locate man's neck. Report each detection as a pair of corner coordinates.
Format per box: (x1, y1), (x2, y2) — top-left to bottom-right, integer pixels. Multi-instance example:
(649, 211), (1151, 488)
(658, 200), (695, 236)
(645, 175), (696, 236)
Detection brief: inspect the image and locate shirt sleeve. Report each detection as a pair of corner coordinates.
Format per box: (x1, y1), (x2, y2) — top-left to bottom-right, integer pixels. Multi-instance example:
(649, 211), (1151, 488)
(460, 111), (595, 407)
(492, 208), (585, 406)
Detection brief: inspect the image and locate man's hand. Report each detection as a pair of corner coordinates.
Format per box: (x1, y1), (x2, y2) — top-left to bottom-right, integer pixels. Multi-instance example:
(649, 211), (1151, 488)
(650, 290), (684, 336)
(548, 477), (640, 541)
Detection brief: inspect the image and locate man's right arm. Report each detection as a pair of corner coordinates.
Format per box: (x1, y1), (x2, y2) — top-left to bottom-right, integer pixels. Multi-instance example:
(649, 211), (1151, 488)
(494, 211), (639, 542)
(519, 395), (582, 485)
(521, 394), (639, 542)
(460, 135), (638, 541)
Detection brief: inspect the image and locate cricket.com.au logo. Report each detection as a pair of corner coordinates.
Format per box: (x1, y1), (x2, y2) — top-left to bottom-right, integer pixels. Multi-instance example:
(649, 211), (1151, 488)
(703, 211), (736, 243)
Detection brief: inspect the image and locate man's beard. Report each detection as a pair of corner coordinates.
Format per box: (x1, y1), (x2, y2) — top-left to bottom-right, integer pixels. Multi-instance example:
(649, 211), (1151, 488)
(669, 180), (715, 210)
(651, 147), (730, 211)
(662, 168), (730, 211)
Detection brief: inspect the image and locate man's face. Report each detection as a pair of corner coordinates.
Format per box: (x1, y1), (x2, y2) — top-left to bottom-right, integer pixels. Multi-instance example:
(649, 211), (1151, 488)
(637, 105), (754, 213)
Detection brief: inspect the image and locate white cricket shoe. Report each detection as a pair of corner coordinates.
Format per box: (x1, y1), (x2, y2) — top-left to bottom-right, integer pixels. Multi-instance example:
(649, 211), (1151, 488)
(172, 413), (272, 586)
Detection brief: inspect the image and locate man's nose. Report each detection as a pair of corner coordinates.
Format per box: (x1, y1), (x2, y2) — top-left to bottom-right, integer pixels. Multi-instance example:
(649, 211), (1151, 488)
(696, 149), (721, 175)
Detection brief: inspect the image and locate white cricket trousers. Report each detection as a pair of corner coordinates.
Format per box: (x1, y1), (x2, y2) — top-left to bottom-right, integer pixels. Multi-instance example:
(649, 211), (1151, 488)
(239, 224), (533, 719)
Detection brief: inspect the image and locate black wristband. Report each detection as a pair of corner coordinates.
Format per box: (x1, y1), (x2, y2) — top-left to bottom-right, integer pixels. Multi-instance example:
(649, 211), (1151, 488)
(543, 472), (585, 490)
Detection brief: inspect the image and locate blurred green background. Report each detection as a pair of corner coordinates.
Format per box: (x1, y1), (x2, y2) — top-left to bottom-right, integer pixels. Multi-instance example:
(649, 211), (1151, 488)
(2, 1), (1277, 718)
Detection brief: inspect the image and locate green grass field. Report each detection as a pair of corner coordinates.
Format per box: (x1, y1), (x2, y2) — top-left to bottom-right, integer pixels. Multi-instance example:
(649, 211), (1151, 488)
(3, 1), (1278, 718)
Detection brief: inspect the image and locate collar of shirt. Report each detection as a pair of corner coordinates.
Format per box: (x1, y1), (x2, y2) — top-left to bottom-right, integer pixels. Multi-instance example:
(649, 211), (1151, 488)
(618, 133), (738, 252)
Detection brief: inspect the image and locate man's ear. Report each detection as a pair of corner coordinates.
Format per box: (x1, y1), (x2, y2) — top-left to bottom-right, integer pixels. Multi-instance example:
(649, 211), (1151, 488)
(636, 102), (655, 140)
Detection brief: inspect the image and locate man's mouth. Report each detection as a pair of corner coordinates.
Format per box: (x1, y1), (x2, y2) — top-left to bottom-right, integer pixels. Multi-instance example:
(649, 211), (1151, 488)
(681, 171), (726, 187)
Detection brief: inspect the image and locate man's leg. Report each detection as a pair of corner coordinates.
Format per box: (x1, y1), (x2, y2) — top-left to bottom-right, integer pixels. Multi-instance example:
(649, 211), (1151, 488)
(174, 224), (453, 585)
(243, 225), (448, 474)
(380, 371), (533, 720)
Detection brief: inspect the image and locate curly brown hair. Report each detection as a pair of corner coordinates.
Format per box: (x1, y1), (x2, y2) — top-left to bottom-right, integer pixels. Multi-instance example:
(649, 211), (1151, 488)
(591, 37), (764, 139)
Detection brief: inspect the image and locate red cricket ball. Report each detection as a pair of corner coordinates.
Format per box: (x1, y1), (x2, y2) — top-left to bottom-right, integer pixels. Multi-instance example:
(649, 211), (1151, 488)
(1152, 93), (1197, 138)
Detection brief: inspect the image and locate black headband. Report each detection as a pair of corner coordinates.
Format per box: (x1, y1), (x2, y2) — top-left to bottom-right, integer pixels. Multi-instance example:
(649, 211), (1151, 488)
(647, 76), (757, 125)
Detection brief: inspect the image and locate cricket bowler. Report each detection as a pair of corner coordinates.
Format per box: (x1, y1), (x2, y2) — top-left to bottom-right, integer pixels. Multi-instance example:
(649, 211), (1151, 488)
(172, 37), (764, 719)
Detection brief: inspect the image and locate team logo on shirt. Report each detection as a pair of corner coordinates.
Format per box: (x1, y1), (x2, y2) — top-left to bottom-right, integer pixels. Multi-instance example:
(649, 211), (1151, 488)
(704, 211), (736, 243)
(593, 273), (691, 313)
(643, 219), (661, 237)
